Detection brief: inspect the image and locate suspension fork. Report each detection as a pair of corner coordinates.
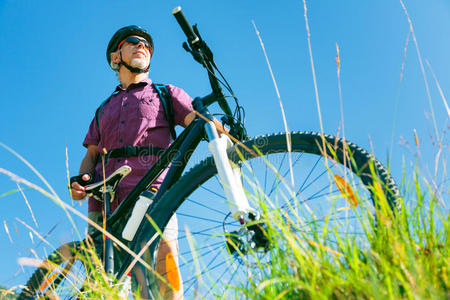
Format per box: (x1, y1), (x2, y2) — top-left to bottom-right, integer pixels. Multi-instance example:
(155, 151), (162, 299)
(204, 121), (255, 222)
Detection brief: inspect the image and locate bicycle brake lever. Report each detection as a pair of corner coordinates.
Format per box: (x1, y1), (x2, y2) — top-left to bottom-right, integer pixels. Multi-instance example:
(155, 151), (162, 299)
(192, 25), (200, 39)
(220, 115), (232, 126)
(193, 24), (215, 62)
(182, 41), (191, 53)
(221, 116), (248, 141)
(183, 40), (206, 65)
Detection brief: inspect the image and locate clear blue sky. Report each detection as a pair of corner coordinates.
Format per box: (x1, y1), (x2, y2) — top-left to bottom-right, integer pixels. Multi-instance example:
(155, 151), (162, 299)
(0, 0), (448, 289)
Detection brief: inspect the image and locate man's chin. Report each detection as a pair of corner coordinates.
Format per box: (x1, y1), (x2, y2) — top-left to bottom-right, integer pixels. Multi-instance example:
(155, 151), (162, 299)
(130, 58), (149, 70)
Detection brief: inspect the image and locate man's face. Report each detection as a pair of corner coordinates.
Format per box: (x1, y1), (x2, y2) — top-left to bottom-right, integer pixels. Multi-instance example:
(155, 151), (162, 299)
(111, 35), (151, 70)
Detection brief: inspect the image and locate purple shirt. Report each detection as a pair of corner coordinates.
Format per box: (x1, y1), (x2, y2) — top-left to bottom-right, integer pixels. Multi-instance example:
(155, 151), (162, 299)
(83, 78), (193, 212)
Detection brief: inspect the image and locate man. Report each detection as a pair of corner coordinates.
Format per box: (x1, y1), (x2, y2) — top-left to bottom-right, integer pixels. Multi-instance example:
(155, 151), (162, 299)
(70, 25), (196, 299)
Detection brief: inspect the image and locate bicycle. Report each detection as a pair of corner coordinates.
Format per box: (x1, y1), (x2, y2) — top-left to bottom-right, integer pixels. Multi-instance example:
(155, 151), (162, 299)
(19, 7), (400, 299)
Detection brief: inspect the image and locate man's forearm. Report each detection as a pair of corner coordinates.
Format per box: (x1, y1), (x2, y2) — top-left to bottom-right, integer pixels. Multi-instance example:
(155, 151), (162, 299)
(79, 157), (95, 174)
(78, 154), (97, 175)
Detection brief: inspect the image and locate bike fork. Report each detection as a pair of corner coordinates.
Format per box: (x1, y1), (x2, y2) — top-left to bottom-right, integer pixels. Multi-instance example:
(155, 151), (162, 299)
(204, 122), (255, 221)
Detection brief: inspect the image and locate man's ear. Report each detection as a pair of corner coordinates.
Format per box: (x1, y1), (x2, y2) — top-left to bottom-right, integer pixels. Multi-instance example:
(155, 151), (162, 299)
(111, 51), (121, 64)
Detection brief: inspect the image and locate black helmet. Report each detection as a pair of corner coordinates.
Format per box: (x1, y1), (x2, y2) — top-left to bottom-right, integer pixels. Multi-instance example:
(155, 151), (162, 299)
(106, 25), (154, 68)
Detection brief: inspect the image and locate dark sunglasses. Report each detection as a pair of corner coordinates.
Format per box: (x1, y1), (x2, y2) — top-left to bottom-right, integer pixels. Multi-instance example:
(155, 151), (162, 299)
(117, 36), (151, 51)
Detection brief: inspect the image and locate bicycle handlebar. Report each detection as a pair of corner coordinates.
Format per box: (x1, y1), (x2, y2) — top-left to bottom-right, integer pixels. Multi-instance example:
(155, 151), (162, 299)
(172, 6), (200, 47)
(172, 7), (226, 103)
(172, 7), (246, 140)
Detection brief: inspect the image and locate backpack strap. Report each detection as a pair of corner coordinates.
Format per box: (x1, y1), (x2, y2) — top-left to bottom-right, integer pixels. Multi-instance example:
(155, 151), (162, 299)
(153, 83), (177, 140)
(95, 91), (118, 138)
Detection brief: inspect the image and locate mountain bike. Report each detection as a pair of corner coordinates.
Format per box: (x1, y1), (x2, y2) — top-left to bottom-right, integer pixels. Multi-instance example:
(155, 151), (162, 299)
(18, 7), (400, 299)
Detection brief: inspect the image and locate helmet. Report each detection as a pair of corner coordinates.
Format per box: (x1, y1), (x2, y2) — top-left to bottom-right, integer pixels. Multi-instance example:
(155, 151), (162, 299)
(106, 25), (154, 68)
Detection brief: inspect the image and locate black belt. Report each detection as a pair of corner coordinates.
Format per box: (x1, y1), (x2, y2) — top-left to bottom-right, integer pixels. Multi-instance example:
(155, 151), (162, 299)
(104, 146), (166, 165)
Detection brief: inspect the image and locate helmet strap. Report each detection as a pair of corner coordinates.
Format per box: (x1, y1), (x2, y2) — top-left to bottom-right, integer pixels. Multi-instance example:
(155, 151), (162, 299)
(118, 51), (150, 74)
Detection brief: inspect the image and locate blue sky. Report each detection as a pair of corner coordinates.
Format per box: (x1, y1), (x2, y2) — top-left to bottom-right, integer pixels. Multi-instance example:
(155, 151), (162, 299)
(0, 0), (448, 290)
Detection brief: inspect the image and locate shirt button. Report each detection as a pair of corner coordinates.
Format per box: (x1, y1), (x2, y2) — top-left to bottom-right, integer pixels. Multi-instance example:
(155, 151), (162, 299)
(117, 159), (121, 163)
(120, 139), (123, 143)
(121, 120), (125, 124)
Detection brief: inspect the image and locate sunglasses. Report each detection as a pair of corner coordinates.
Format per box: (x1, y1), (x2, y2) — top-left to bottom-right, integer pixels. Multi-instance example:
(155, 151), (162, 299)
(117, 36), (152, 52)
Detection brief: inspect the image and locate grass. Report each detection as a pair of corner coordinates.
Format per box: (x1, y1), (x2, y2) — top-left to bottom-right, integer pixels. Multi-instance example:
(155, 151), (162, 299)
(229, 171), (448, 299)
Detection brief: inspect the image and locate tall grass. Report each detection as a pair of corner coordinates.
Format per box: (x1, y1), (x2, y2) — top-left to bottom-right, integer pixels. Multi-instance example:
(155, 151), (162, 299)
(223, 169), (449, 299)
(0, 137), (448, 299)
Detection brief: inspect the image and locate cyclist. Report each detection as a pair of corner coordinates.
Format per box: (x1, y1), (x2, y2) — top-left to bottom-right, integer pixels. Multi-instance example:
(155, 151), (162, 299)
(70, 25), (198, 299)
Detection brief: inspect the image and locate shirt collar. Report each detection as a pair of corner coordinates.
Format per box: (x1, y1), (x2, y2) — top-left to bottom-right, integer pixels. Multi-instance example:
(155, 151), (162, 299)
(115, 77), (153, 92)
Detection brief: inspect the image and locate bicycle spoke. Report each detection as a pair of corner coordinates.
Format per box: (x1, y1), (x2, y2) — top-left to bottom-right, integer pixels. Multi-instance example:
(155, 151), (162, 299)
(186, 198), (228, 216)
(267, 152), (287, 197)
(280, 152), (304, 180)
(295, 215), (360, 230)
(184, 258), (229, 292)
(299, 155), (322, 192)
(177, 213), (235, 225)
(178, 223), (228, 239)
(200, 184), (227, 200)
(281, 162), (341, 209)
(163, 244), (224, 271)
(264, 159), (268, 192)
(208, 259), (242, 297)
(177, 230), (219, 240)
(178, 241), (224, 257)
(177, 223), (226, 240)
(307, 187), (352, 201)
(300, 168), (332, 193)
(282, 182), (330, 210)
(184, 250), (225, 293)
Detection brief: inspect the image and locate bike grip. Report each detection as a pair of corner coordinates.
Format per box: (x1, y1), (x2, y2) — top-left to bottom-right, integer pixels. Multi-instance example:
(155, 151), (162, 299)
(172, 6), (199, 45)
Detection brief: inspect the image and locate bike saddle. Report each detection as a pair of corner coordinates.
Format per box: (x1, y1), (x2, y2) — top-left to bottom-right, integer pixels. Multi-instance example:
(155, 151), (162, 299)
(85, 165), (132, 201)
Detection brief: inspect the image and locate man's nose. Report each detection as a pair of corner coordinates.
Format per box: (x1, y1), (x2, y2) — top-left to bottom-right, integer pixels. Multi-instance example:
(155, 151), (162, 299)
(137, 41), (146, 49)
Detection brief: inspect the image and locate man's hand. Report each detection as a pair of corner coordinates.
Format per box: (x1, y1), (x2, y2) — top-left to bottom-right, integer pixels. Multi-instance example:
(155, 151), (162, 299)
(71, 145), (98, 201)
(70, 173), (93, 200)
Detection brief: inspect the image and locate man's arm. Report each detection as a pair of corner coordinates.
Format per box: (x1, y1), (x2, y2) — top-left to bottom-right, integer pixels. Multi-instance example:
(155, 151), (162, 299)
(70, 145), (98, 200)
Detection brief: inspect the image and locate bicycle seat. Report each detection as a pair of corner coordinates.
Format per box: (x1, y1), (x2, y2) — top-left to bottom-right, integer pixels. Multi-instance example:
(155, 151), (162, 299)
(85, 165), (132, 201)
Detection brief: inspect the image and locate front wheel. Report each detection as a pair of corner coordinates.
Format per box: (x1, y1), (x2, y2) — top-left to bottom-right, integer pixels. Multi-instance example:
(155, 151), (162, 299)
(145, 131), (400, 298)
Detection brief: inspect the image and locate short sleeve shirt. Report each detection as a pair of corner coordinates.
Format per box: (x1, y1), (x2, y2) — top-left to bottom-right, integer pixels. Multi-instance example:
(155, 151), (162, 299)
(83, 78), (193, 212)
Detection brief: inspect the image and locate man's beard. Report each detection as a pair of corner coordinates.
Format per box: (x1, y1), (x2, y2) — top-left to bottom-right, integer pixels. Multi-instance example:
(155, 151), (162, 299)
(130, 57), (149, 69)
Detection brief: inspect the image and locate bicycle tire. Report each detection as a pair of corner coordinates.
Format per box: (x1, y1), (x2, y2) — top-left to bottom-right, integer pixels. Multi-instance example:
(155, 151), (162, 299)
(18, 241), (88, 299)
(138, 132), (400, 298)
(136, 131), (400, 298)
